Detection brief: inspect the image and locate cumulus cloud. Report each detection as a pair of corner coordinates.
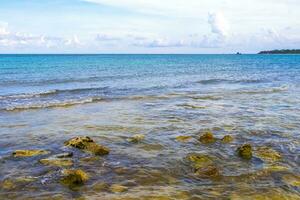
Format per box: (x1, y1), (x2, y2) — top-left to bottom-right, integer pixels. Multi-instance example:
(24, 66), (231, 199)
(132, 38), (185, 48)
(0, 23), (82, 49)
(208, 12), (229, 37)
(65, 35), (82, 46)
(95, 34), (121, 41)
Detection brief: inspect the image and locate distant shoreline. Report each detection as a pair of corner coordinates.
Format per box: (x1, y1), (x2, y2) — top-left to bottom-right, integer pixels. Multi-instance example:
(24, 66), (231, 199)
(258, 49), (300, 54)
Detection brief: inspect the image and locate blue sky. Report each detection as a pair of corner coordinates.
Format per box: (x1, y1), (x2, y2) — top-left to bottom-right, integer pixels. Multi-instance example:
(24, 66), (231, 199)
(0, 0), (299, 53)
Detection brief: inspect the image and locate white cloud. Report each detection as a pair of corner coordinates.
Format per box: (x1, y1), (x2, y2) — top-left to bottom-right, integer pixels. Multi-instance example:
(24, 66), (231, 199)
(208, 12), (229, 37)
(0, 23), (83, 49)
(133, 38), (185, 48)
(65, 35), (82, 46)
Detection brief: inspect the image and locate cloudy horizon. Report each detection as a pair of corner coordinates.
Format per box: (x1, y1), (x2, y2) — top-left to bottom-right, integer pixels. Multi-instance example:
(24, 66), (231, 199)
(0, 0), (299, 54)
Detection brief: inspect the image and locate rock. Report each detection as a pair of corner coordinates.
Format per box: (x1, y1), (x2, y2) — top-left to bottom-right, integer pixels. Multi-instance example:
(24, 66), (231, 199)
(187, 153), (214, 170)
(221, 135), (234, 143)
(40, 152), (73, 167)
(127, 134), (145, 143)
(64, 136), (109, 156)
(40, 158), (73, 167)
(199, 131), (216, 144)
(237, 144), (252, 159)
(92, 182), (109, 192)
(187, 153), (220, 178)
(60, 169), (89, 187)
(255, 147), (281, 162)
(175, 135), (192, 142)
(282, 174), (300, 187)
(55, 152), (73, 158)
(265, 164), (289, 172)
(1, 179), (15, 190)
(195, 165), (220, 178)
(12, 150), (50, 157)
(110, 184), (128, 193)
(139, 143), (164, 151)
(80, 156), (100, 163)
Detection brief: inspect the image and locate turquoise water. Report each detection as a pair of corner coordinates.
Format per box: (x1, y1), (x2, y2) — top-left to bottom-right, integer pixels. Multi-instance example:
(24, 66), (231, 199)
(0, 54), (300, 199)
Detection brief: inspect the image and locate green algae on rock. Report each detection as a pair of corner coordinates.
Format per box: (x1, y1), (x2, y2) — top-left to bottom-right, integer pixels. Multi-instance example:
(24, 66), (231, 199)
(12, 150), (50, 157)
(110, 184), (128, 193)
(40, 158), (73, 167)
(64, 136), (109, 156)
(187, 153), (220, 178)
(175, 135), (192, 142)
(237, 144), (252, 159)
(92, 182), (109, 192)
(255, 146), (281, 162)
(127, 134), (145, 143)
(282, 174), (300, 187)
(0, 179), (15, 190)
(40, 152), (73, 167)
(60, 169), (89, 187)
(199, 131), (216, 144)
(221, 135), (234, 143)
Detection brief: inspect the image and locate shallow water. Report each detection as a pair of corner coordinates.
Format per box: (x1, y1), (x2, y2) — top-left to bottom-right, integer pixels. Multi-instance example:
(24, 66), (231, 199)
(0, 54), (300, 199)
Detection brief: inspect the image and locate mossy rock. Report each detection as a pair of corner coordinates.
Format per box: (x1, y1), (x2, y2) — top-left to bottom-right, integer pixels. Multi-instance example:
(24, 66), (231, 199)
(237, 144), (252, 159)
(40, 158), (73, 167)
(12, 150), (50, 157)
(1, 179), (15, 190)
(80, 156), (100, 163)
(64, 136), (109, 156)
(175, 135), (192, 142)
(187, 153), (219, 178)
(282, 174), (300, 187)
(195, 165), (220, 178)
(265, 164), (289, 172)
(221, 135), (234, 143)
(199, 131), (216, 144)
(255, 147), (281, 162)
(110, 184), (128, 193)
(60, 169), (89, 187)
(139, 143), (164, 151)
(187, 153), (214, 170)
(40, 152), (73, 167)
(127, 134), (145, 143)
(92, 182), (109, 192)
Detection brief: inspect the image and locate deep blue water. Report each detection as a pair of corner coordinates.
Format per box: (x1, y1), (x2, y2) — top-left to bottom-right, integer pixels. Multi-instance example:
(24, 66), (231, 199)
(1, 54), (300, 111)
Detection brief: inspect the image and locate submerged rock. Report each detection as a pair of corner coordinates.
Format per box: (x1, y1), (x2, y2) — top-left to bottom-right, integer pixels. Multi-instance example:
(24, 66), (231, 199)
(12, 150), (50, 157)
(237, 144), (252, 159)
(255, 146), (281, 162)
(175, 135), (192, 142)
(92, 182), (109, 192)
(199, 131), (216, 144)
(40, 152), (73, 167)
(64, 136), (109, 156)
(187, 153), (219, 178)
(195, 165), (220, 178)
(282, 174), (300, 187)
(139, 143), (164, 151)
(1, 179), (15, 190)
(40, 158), (73, 167)
(127, 134), (145, 143)
(60, 169), (89, 187)
(110, 184), (128, 193)
(221, 135), (234, 143)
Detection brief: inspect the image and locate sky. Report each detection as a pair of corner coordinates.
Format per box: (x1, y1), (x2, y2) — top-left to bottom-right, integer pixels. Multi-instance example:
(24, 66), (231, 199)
(0, 0), (299, 53)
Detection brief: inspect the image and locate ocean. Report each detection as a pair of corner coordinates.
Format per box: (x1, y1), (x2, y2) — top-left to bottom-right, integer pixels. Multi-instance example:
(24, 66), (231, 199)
(0, 54), (300, 199)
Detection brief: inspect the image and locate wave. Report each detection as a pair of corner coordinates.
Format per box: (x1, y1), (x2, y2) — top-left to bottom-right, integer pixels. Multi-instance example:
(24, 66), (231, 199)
(0, 87), (109, 100)
(197, 78), (265, 85)
(0, 90), (58, 100)
(3, 97), (103, 111)
(235, 86), (289, 95)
